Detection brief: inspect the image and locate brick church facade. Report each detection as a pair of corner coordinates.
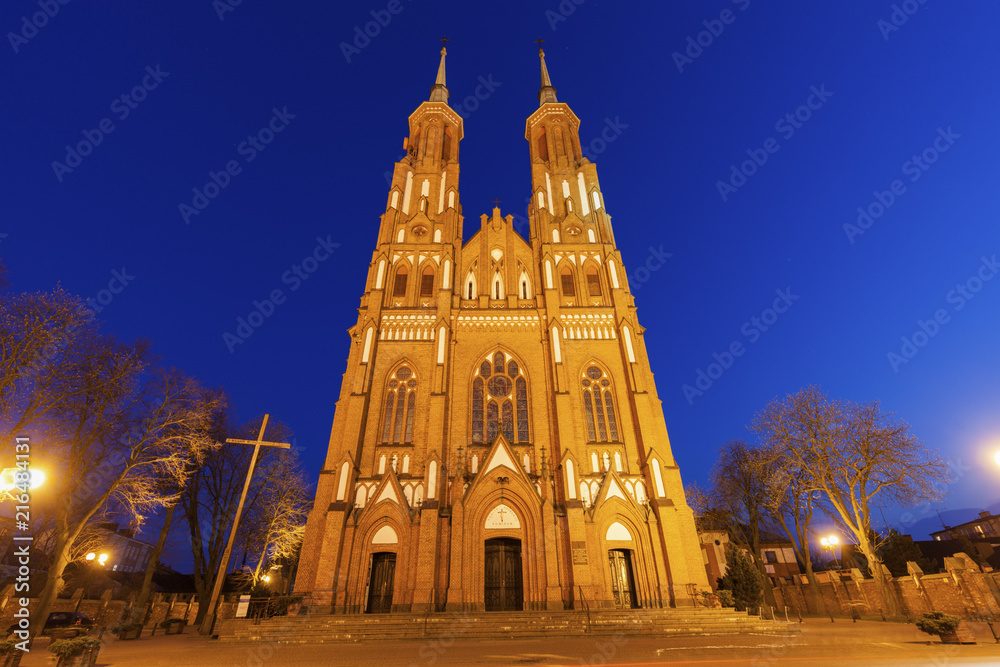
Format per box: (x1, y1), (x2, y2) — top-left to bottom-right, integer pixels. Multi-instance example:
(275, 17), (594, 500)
(295, 46), (709, 614)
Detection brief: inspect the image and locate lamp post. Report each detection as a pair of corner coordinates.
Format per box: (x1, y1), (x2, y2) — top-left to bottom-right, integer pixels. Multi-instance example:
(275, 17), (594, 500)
(820, 535), (840, 570)
(0, 468), (45, 500)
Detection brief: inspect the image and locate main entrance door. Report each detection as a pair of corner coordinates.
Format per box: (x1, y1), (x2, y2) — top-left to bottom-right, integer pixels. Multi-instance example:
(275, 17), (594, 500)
(484, 538), (523, 611)
(608, 549), (638, 609)
(366, 552), (396, 613)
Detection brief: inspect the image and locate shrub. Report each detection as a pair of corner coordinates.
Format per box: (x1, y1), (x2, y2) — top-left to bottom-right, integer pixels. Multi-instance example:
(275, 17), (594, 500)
(915, 611), (961, 637)
(718, 543), (763, 612)
(716, 589), (735, 608)
(271, 596), (304, 616)
(47, 636), (101, 658)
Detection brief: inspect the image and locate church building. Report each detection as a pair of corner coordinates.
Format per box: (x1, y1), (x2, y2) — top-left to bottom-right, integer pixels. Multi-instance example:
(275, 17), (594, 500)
(295, 45), (709, 614)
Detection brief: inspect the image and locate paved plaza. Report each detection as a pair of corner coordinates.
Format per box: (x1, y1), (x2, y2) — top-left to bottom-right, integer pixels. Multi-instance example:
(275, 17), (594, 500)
(13, 619), (1000, 666)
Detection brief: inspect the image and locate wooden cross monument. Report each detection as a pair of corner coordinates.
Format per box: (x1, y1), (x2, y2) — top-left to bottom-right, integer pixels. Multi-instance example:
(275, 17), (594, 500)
(199, 414), (290, 635)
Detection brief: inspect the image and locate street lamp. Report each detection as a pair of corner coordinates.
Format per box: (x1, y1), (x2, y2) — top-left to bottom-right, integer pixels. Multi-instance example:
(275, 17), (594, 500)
(0, 468), (45, 499)
(820, 535), (840, 570)
(87, 552), (109, 566)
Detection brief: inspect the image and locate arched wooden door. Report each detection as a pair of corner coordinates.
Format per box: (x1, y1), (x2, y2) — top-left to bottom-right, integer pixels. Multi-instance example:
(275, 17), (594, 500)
(366, 552), (396, 613)
(608, 549), (638, 609)
(484, 538), (523, 611)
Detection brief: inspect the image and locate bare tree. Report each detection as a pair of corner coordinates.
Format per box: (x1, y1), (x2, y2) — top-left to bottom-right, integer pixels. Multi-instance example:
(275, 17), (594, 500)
(753, 386), (949, 617)
(132, 394), (226, 623)
(241, 453), (311, 587)
(180, 415), (293, 623)
(703, 440), (780, 608)
(766, 455), (826, 615)
(3, 283), (221, 637)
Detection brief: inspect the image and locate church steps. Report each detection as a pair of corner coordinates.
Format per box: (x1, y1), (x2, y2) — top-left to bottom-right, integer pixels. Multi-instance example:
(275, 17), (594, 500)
(218, 610), (796, 643)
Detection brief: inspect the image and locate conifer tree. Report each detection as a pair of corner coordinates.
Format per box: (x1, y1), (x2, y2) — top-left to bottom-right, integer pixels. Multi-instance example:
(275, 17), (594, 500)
(719, 542), (763, 612)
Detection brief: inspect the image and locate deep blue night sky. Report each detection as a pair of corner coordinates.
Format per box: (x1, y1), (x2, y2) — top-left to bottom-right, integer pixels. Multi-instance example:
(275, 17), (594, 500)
(4, 1), (999, 563)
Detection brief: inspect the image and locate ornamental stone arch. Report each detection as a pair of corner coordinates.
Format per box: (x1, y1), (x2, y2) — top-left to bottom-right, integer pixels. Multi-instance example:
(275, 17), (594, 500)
(340, 468), (416, 613)
(590, 478), (662, 610)
(468, 345), (533, 446)
(448, 436), (547, 611)
(576, 360), (623, 446)
(376, 359), (420, 446)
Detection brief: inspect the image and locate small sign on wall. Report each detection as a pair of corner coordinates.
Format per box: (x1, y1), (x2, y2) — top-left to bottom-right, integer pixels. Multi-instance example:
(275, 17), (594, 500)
(235, 595), (251, 618)
(572, 541), (588, 565)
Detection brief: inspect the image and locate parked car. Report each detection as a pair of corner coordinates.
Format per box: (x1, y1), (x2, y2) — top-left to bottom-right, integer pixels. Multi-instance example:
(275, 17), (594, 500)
(6, 611), (94, 638)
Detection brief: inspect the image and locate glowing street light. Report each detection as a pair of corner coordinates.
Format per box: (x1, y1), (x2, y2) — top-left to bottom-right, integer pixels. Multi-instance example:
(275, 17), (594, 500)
(0, 468), (46, 498)
(993, 451), (1000, 467)
(820, 535), (840, 569)
(97, 553), (109, 566)
(261, 575), (271, 583)
(86, 553), (96, 561)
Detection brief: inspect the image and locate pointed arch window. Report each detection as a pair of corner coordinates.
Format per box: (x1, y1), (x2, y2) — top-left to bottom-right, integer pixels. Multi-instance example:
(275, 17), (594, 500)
(581, 365), (620, 443)
(393, 266), (408, 297)
(465, 270), (476, 300)
(560, 266), (576, 297)
(536, 129), (548, 162)
(442, 127), (453, 162)
(519, 271), (531, 300)
(472, 351), (530, 444)
(420, 266), (435, 297)
(472, 378), (484, 442)
(381, 366), (418, 444)
(586, 266), (603, 297)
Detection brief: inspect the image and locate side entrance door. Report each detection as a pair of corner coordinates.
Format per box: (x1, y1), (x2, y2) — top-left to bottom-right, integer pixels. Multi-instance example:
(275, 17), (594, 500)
(608, 549), (638, 609)
(366, 552), (396, 613)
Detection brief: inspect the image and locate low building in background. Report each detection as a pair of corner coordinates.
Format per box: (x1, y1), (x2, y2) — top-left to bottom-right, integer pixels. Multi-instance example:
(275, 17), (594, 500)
(697, 528), (802, 590)
(93, 522), (154, 574)
(931, 510), (1000, 542)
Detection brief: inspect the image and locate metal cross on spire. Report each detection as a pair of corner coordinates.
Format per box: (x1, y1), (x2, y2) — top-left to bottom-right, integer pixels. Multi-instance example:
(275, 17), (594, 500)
(199, 414), (291, 635)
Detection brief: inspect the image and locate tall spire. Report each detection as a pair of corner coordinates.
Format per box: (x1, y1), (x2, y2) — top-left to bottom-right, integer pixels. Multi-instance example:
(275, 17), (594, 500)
(536, 39), (558, 105)
(428, 38), (449, 104)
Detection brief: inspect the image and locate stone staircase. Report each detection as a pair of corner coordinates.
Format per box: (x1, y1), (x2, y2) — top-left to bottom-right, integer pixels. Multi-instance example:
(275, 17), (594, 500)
(218, 608), (798, 643)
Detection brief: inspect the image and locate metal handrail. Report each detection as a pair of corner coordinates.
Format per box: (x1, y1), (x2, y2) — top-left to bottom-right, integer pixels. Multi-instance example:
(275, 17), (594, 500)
(578, 585), (591, 634)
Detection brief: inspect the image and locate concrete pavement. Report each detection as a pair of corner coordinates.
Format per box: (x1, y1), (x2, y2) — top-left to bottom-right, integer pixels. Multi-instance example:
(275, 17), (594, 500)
(13, 619), (1000, 666)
